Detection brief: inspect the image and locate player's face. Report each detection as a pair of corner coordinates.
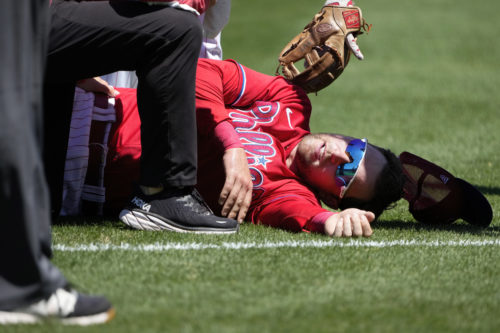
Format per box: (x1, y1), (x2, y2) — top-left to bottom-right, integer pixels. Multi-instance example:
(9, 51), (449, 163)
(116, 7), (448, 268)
(295, 133), (386, 206)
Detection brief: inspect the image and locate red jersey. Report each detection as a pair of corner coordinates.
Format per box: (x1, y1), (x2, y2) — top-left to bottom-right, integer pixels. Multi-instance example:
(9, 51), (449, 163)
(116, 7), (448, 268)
(105, 59), (335, 233)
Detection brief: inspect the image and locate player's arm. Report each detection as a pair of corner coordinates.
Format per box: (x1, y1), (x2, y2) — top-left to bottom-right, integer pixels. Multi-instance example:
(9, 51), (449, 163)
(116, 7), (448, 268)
(253, 196), (329, 233)
(254, 190), (374, 237)
(76, 77), (118, 97)
(198, 119), (252, 223)
(195, 59), (231, 134)
(250, 187), (329, 234)
(196, 60), (253, 222)
(212, 122), (252, 223)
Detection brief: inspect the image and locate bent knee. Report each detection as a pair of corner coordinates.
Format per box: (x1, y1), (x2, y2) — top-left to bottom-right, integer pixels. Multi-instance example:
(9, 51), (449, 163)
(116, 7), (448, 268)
(156, 9), (202, 46)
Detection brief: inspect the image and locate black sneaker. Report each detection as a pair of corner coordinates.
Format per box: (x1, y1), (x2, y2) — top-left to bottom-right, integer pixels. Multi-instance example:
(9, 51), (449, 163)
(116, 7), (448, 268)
(119, 187), (239, 234)
(0, 287), (115, 325)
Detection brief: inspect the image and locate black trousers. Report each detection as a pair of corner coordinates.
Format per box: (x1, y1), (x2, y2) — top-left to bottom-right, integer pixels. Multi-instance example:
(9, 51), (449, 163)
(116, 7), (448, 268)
(0, 0), (68, 310)
(44, 1), (202, 214)
(0, 0), (202, 309)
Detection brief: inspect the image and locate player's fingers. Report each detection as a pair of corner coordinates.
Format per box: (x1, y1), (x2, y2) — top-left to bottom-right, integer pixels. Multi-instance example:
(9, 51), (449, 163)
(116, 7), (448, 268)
(236, 185), (253, 223)
(324, 215), (337, 237)
(226, 185), (247, 220)
(77, 77), (118, 97)
(346, 33), (364, 60)
(218, 176), (234, 206)
(221, 182), (241, 217)
(352, 214), (363, 237)
(230, 198), (245, 222)
(334, 218), (344, 238)
(343, 216), (352, 237)
(347, 213), (362, 237)
(365, 211), (376, 223)
(360, 214), (373, 237)
(96, 78), (118, 97)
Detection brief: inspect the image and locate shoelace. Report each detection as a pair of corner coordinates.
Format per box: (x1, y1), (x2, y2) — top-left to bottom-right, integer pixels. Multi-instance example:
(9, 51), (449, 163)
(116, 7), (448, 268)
(190, 188), (215, 215)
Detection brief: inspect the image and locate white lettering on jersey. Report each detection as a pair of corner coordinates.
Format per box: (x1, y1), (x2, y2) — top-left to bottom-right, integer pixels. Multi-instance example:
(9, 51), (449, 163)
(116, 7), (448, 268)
(230, 102), (282, 200)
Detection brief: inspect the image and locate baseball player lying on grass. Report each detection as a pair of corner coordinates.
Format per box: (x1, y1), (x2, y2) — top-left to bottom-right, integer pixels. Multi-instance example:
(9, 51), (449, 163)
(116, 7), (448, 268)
(72, 58), (404, 238)
(65, 0), (491, 236)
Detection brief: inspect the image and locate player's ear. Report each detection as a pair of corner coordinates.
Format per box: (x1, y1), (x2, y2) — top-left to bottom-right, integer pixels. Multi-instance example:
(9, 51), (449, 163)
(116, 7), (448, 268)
(318, 191), (340, 209)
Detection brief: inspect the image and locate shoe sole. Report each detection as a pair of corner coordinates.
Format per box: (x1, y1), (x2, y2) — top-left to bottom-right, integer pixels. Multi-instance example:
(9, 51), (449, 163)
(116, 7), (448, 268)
(119, 209), (239, 234)
(0, 308), (115, 326)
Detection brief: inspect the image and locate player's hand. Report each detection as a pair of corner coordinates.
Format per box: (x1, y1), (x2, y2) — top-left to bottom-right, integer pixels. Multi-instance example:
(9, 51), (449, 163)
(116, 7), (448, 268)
(76, 77), (118, 97)
(324, 0), (364, 60)
(324, 208), (375, 237)
(219, 148), (253, 223)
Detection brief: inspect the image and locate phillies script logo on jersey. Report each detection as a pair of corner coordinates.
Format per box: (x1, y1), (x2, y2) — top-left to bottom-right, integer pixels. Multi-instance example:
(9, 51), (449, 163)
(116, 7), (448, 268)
(230, 102), (281, 199)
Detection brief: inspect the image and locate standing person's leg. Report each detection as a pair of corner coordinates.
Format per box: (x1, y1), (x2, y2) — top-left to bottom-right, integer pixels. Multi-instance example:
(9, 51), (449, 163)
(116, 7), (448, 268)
(0, 0), (66, 309)
(46, 1), (238, 233)
(0, 0), (114, 325)
(46, 1), (201, 186)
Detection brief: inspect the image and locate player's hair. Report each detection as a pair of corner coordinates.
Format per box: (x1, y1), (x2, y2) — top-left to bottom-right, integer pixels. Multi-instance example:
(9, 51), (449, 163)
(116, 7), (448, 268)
(338, 144), (405, 218)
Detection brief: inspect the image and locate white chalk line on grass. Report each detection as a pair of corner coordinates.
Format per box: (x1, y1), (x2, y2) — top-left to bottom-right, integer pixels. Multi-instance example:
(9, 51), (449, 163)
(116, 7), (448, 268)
(53, 239), (500, 252)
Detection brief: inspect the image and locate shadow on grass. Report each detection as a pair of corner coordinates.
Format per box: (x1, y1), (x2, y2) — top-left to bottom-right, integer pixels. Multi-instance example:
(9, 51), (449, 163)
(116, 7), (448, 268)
(52, 215), (125, 229)
(475, 185), (500, 196)
(373, 219), (500, 237)
(52, 212), (499, 237)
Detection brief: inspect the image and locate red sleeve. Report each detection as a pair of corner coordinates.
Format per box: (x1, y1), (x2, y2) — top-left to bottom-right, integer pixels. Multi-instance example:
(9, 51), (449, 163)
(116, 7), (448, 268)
(309, 211), (336, 233)
(195, 58), (310, 136)
(196, 58), (281, 108)
(195, 59), (237, 135)
(248, 180), (337, 234)
(252, 195), (337, 234)
(213, 121), (242, 150)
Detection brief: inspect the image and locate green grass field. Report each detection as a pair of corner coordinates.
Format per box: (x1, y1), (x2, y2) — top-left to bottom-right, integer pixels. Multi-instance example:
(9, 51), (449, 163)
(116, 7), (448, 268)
(5, 0), (500, 332)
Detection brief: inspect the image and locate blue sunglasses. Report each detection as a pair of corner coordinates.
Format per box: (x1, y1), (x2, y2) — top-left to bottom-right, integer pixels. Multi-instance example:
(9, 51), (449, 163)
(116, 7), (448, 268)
(335, 138), (367, 198)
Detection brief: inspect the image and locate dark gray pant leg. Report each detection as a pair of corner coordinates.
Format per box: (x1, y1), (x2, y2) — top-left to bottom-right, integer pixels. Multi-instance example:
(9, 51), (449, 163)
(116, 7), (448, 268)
(0, 0), (67, 310)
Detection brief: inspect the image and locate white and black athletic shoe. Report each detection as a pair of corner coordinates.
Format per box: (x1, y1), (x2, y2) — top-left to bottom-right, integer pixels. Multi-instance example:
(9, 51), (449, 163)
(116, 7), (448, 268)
(0, 287), (115, 325)
(119, 186), (239, 234)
